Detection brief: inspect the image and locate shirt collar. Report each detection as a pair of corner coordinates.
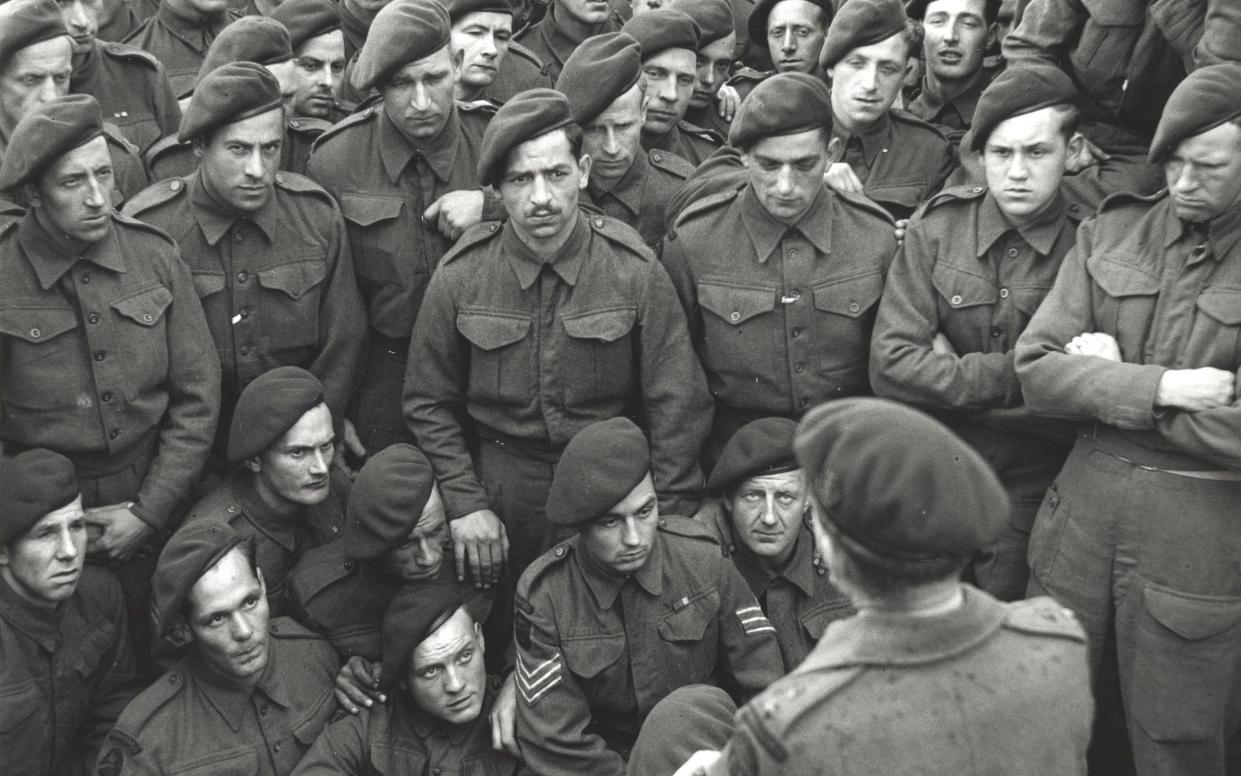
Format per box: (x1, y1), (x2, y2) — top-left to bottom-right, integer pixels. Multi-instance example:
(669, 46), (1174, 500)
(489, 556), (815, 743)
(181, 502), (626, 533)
(0, 573), (63, 652)
(17, 211), (126, 290)
(732, 527), (818, 599)
(189, 172), (279, 246)
(194, 639), (290, 732)
(975, 190), (1067, 258)
(914, 72), (985, 125)
(739, 185), (833, 262)
(407, 678), (496, 743)
(588, 151), (648, 216)
(502, 211), (589, 289)
(71, 41), (101, 94)
(233, 470), (300, 550)
(832, 111), (891, 169)
(575, 531), (665, 609)
(378, 106), (461, 184)
(157, 0), (229, 47)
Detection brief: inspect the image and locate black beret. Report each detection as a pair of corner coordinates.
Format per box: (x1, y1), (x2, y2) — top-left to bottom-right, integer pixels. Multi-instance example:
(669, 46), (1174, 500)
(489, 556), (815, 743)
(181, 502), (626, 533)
(0, 94), (105, 192)
(1149, 63), (1241, 163)
(747, 0), (834, 52)
(153, 521), (245, 638)
(197, 17), (294, 85)
(546, 417), (650, 528)
(271, 0), (342, 49)
(794, 398), (1008, 560)
(352, 0), (451, 92)
(622, 9), (701, 59)
(706, 417), (798, 492)
(0, 449), (79, 545)
(0, 0), (67, 64)
(344, 444), (437, 561)
(821, 0), (906, 69)
(969, 62), (1075, 152)
(556, 33), (642, 126)
(729, 71), (831, 147)
(442, 0), (511, 21)
(381, 579), (488, 688)
(671, 0), (735, 46)
(226, 366), (325, 465)
(180, 61), (284, 143)
(477, 87), (576, 187)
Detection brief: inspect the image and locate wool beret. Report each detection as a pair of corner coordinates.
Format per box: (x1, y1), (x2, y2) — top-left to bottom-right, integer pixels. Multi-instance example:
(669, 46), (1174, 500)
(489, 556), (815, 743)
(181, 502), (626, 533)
(729, 71), (831, 147)
(443, 0), (511, 21)
(351, 0), (452, 92)
(180, 61), (284, 143)
(706, 417), (798, 492)
(1149, 63), (1241, 163)
(546, 417), (651, 528)
(344, 444), (438, 561)
(0, 0), (67, 64)
(556, 33), (642, 126)
(381, 579), (488, 688)
(622, 9), (701, 60)
(153, 521), (246, 638)
(0, 94), (105, 192)
(794, 398), (1007, 560)
(271, 0), (341, 49)
(226, 366), (326, 465)
(820, 0), (906, 69)
(477, 87), (576, 187)
(671, 0), (735, 46)
(969, 62), (1076, 152)
(0, 449), (79, 545)
(747, 0), (834, 52)
(197, 17), (294, 86)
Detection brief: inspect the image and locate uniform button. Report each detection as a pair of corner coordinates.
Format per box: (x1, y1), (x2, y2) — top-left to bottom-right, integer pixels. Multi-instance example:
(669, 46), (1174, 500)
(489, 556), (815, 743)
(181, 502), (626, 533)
(999, 288), (1009, 299)
(950, 294), (962, 306)
(652, 153), (662, 162)
(1006, 248), (1018, 258)
(80, 272), (90, 284)
(658, 518), (666, 527)
(488, 224), (497, 232)
(799, 398), (809, 408)
(227, 505), (238, 513)
(94, 351), (106, 361)
(972, 186), (983, 193)
(594, 218), (604, 228)
(88, 313), (101, 324)
(109, 429), (120, 439)
(238, 271), (248, 282)
(848, 302), (860, 313)
(729, 311), (741, 322)
(170, 179), (182, 192)
(788, 248), (798, 257)
(433, 769), (442, 776)
(275, 173), (285, 185)
(727, 544), (736, 555)
(143, 313), (153, 322)
(794, 362), (805, 373)
(273, 743), (281, 753)
(990, 328), (1001, 338)
(343, 560), (353, 570)
(169, 674), (179, 684)
(791, 327), (801, 337)
(554, 546), (566, 558)
(260, 705), (268, 716)
(241, 345), (253, 355)
(29, 328), (41, 338)
(102, 391), (113, 402)
(235, 232), (244, 242)
(240, 308), (250, 319)
(272, 623), (281, 633)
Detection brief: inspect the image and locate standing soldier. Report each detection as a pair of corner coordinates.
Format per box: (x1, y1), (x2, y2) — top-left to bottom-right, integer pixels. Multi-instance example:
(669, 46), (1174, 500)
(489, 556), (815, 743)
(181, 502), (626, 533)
(270, 0), (352, 123)
(513, 0), (620, 83)
(0, 94), (220, 671)
(123, 0), (242, 100)
(445, 0), (552, 104)
(1015, 63), (1241, 775)
(404, 88), (711, 587)
(674, 0), (737, 139)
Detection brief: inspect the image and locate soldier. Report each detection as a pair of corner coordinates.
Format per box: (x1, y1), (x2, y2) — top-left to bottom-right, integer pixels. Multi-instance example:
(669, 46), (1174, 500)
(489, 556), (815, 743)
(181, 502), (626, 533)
(0, 94), (220, 671)
(512, 417), (784, 775)
(1015, 63), (1241, 775)
(674, 0), (737, 139)
(700, 418), (853, 671)
(622, 9), (722, 165)
(903, 0), (996, 145)
(99, 522), (340, 775)
(445, 0), (552, 104)
(404, 88), (711, 586)
(270, 0), (353, 122)
(0, 450), (140, 776)
(662, 72), (896, 462)
(0, 0), (149, 204)
(307, 0), (500, 455)
(96, 0), (145, 43)
(556, 32), (694, 252)
(122, 0), (242, 100)
(125, 63), (365, 435)
(513, 0), (620, 83)
(820, 0), (951, 221)
(681, 398), (1094, 776)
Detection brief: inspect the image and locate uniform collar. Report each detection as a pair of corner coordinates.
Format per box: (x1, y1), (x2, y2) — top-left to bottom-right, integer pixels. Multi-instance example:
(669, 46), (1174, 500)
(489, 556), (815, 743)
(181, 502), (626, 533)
(194, 638), (291, 733)
(1164, 195), (1241, 262)
(406, 677), (497, 744)
(732, 526), (818, 600)
(832, 111), (892, 169)
(0, 573), (64, 653)
(588, 151), (648, 216)
(190, 171), (279, 246)
(575, 532), (664, 609)
(232, 470), (301, 549)
(739, 184), (833, 263)
(71, 41), (102, 94)
(157, 0), (230, 49)
(378, 105), (462, 185)
(540, 4), (603, 63)
(912, 72), (985, 126)
(17, 211), (126, 290)
(975, 190), (1067, 258)
(502, 211), (589, 289)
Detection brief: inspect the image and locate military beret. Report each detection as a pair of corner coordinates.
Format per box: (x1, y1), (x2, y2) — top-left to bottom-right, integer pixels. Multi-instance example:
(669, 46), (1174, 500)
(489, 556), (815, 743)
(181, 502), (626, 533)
(344, 444), (437, 561)
(969, 62), (1076, 152)
(197, 17), (294, 86)
(706, 417), (798, 492)
(820, 0), (906, 69)
(442, 0), (511, 21)
(153, 521), (246, 638)
(226, 366), (325, 465)
(0, 0), (67, 65)
(477, 87), (576, 187)
(747, 0), (834, 52)
(622, 9), (701, 60)
(556, 33), (642, 126)
(180, 61), (284, 143)
(546, 417), (650, 528)
(352, 0), (452, 92)
(271, 0), (341, 49)
(671, 0), (735, 46)
(1149, 63), (1241, 163)
(794, 398), (1008, 560)
(729, 71), (831, 147)
(0, 94), (105, 192)
(0, 449), (79, 545)
(381, 579), (487, 688)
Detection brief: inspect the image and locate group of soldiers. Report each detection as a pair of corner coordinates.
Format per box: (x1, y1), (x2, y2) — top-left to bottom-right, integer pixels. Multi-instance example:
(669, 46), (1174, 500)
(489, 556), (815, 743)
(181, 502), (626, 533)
(1, 0), (1241, 772)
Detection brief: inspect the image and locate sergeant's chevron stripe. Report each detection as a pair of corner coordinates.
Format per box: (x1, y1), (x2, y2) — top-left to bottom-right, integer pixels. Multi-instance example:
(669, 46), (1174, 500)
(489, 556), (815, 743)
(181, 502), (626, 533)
(516, 650), (563, 705)
(736, 605), (777, 635)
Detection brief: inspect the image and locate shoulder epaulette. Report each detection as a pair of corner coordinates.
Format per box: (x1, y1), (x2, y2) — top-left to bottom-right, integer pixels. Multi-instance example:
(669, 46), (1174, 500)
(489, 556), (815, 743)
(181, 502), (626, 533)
(268, 616), (325, 640)
(1098, 187), (1165, 212)
(515, 538), (574, 599)
(111, 210), (179, 246)
(648, 149), (694, 180)
(920, 184), (986, 218)
(835, 188), (897, 224)
(657, 514), (720, 545)
(439, 220), (504, 266)
(142, 134), (189, 168)
(673, 186), (740, 228)
(182, 480), (243, 525)
(734, 667), (863, 755)
(889, 109), (949, 141)
(121, 176), (189, 216)
(102, 122), (139, 155)
(273, 170), (336, 208)
(585, 213), (653, 259)
(287, 116), (333, 136)
(311, 105), (378, 151)
(1003, 596), (1087, 642)
(98, 40), (162, 69)
(113, 662), (192, 731)
(457, 98), (500, 114)
(678, 120), (725, 145)
(507, 40), (545, 67)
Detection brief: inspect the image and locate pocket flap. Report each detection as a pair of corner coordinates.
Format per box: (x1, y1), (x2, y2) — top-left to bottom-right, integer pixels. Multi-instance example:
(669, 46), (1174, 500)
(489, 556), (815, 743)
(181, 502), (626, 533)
(697, 281), (776, 325)
(932, 264), (998, 309)
(1087, 254), (1160, 297)
(372, 742), (428, 774)
(1144, 585), (1241, 641)
(340, 193), (404, 227)
(258, 261), (327, 300)
(172, 746), (259, 776)
(658, 589), (720, 642)
(112, 285), (173, 326)
(1196, 288), (1241, 326)
(561, 307), (636, 342)
(0, 682), (40, 731)
(0, 306), (78, 343)
(456, 311), (531, 351)
(561, 634), (626, 678)
(812, 270), (884, 317)
(192, 272), (227, 298)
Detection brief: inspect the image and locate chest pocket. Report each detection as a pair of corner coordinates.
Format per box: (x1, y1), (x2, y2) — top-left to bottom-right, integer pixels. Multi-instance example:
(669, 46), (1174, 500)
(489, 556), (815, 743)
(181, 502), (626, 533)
(192, 272), (227, 301)
(932, 263), (998, 350)
(1192, 287), (1241, 368)
(257, 260), (327, 351)
(800, 596), (854, 641)
(111, 284), (172, 377)
(169, 746), (260, 776)
(1073, 0), (1144, 90)
(658, 589), (720, 685)
(0, 304), (82, 412)
(562, 633), (626, 679)
(1087, 253), (1159, 358)
(371, 742), (428, 775)
(0, 680), (44, 739)
(457, 310), (532, 405)
(339, 194), (410, 289)
(561, 307), (636, 404)
(696, 280), (777, 383)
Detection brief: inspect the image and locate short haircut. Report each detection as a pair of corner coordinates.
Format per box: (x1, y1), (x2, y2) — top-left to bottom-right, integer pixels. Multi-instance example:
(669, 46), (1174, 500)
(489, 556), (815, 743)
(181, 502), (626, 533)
(499, 123), (585, 181)
(827, 522), (968, 596)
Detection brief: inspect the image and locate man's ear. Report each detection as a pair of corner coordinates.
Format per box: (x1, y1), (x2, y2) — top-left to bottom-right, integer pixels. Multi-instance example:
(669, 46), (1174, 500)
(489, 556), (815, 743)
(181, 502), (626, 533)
(166, 615), (193, 647)
(191, 138), (206, 160)
(985, 22), (998, 51)
(22, 183), (41, 209)
(0, 545), (10, 567)
(256, 566), (267, 597)
(474, 621), (485, 655)
(577, 153), (592, 188)
(452, 47), (465, 73)
(826, 135), (844, 163)
(243, 456), (262, 474)
(1064, 131), (1087, 171)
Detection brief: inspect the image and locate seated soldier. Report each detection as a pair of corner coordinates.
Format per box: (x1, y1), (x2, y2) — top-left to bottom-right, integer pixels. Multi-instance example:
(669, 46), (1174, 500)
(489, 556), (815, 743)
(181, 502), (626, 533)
(0, 450), (140, 776)
(290, 579), (518, 774)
